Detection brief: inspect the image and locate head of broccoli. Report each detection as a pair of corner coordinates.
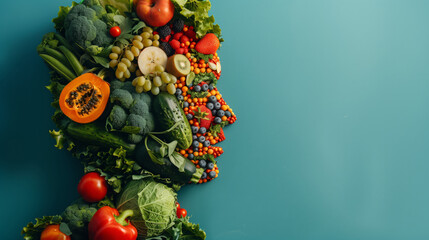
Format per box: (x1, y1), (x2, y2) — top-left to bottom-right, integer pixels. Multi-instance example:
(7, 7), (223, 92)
(61, 198), (98, 237)
(64, 2), (114, 49)
(105, 83), (156, 144)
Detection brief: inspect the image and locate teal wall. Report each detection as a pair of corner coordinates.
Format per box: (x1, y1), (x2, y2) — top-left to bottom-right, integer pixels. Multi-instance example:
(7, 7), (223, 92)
(2, 0), (429, 239)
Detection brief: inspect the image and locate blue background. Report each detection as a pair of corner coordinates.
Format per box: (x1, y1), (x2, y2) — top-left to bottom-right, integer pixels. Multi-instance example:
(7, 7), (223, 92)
(2, 0), (429, 239)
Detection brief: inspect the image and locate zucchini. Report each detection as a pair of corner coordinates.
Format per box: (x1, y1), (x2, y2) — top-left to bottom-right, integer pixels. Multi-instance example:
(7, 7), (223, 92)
(134, 137), (203, 184)
(152, 93), (192, 149)
(66, 121), (135, 152)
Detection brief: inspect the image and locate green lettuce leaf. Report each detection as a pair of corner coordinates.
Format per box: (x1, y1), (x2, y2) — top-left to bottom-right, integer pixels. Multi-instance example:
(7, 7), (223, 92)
(22, 215), (63, 240)
(172, 0), (222, 40)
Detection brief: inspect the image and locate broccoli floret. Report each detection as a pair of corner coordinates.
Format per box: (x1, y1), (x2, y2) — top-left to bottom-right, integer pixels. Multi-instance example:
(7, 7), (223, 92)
(126, 114), (147, 135)
(106, 105), (127, 131)
(110, 89), (134, 109)
(128, 134), (143, 144)
(91, 5), (107, 18)
(130, 100), (150, 116)
(62, 199), (97, 237)
(82, 0), (101, 7)
(92, 19), (113, 46)
(144, 113), (155, 133)
(65, 16), (97, 47)
(64, 5), (97, 29)
(122, 81), (135, 93)
(110, 80), (124, 90)
(132, 92), (152, 109)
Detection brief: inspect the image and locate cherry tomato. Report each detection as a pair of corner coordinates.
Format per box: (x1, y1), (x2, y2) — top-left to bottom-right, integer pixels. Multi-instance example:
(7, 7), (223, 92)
(109, 26), (121, 37)
(177, 208), (187, 218)
(41, 225), (70, 240)
(77, 172), (108, 202)
(176, 202), (180, 209)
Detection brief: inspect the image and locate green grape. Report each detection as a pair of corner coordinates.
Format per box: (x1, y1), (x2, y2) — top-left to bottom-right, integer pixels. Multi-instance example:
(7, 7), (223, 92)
(121, 58), (132, 68)
(129, 63), (137, 72)
(169, 74), (177, 83)
(133, 35), (143, 42)
(152, 40), (160, 47)
(125, 50), (134, 61)
(136, 86), (144, 94)
(115, 69), (124, 79)
(131, 46), (140, 57)
(112, 46), (122, 54)
(154, 65), (164, 73)
(142, 27), (153, 33)
(149, 33), (154, 39)
(153, 76), (162, 87)
(136, 76), (146, 87)
(151, 86), (160, 95)
(124, 69), (131, 79)
(133, 40), (144, 50)
(109, 53), (118, 60)
(167, 83), (176, 95)
(143, 80), (152, 92)
(153, 34), (160, 40)
(161, 72), (170, 83)
(117, 62), (127, 72)
(159, 83), (167, 92)
(141, 32), (151, 39)
(109, 60), (118, 68)
(132, 78), (138, 86)
(143, 39), (153, 47)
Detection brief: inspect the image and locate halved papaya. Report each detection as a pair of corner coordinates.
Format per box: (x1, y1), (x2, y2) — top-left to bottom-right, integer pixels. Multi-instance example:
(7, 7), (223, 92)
(59, 73), (110, 124)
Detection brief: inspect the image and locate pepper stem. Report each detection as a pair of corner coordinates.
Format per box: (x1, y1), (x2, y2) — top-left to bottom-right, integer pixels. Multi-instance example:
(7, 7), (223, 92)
(115, 210), (134, 226)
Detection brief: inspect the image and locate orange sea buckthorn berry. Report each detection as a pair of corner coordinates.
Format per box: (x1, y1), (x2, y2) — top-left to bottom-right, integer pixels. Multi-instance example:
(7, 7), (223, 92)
(192, 58), (197, 63)
(200, 68), (206, 73)
(221, 105), (228, 111)
(206, 68), (212, 73)
(194, 68), (200, 74)
(199, 59), (205, 64)
(208, 149), (214, 154)
(183, 27), (189, 32)
(190, 66), (194, 71)
(221, 116), (228, 121)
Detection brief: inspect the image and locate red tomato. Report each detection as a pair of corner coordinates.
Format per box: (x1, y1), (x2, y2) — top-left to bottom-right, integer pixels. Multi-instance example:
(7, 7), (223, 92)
(77, 172), (108, 202)
(40, 225), (70, 240)
(176, 202), (180, 209)
(176, 208), (187, 218)
(109, 26), (121, 37)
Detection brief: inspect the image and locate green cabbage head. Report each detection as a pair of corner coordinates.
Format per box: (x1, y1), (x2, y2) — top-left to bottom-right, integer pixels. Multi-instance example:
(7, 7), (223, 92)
(117, 178), (177, 238)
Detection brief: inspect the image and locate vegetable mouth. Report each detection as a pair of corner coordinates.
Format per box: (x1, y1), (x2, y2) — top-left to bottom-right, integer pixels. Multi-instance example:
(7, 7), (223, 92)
(65, 82), (103, 116)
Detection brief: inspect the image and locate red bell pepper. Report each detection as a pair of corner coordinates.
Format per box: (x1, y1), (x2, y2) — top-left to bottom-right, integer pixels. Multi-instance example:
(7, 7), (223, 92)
(88, 206), (137, 240)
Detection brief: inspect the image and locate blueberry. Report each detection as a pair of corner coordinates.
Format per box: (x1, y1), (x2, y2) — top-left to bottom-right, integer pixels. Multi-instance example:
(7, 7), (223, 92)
(201, 172), (207, 179)
(214, 102), (221, 110)
(207, 162), (214, 170)
(193, 147), (199, 152)
(199, 159), (207, 168)
(194, 85), (201, 92)
(225, 110), (231, 117)
(217, 110), (225, 117)
(209, 96), (217, 103)
(177, 95), (184, 101)
(203, 140), (210, 147)
(214, 117), (222, 124)
(206, 102), (214, 110)
(176, 89), (182, 95)
(193, 140), (200, 148)
(212, 109), (217, 116)
(199, 127), (207, 134)
(187, 113), (194, 120)
(191, 126), (199, 134)
(198, 136), (206, 143)
(183, 101), (189, 108)
(188, 153), (194, 160)
(208, 84), (214, 90)
(201, 84), (209, 91)
(193, 135), (198, 140)
(208, 171), (216, 178)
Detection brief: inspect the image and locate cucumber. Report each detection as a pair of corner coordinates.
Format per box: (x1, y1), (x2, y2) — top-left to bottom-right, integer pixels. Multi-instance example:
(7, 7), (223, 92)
(134, 137), (203, 184)
(152, 93), (192, 149)
(66, 121), (135, 152)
